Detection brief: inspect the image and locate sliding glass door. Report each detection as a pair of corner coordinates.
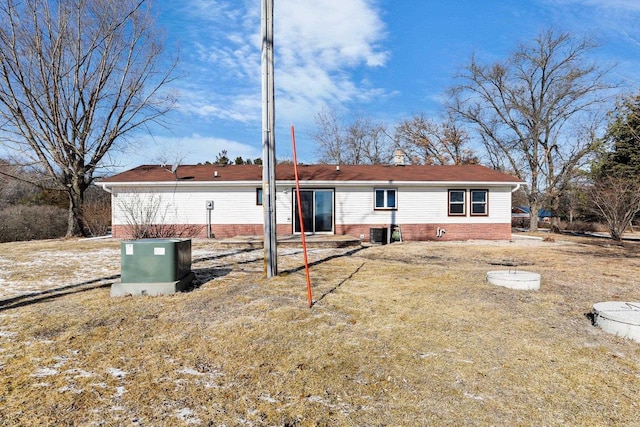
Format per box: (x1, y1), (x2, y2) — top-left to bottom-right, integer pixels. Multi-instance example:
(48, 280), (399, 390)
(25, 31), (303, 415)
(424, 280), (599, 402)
(293, 189), (334, 233)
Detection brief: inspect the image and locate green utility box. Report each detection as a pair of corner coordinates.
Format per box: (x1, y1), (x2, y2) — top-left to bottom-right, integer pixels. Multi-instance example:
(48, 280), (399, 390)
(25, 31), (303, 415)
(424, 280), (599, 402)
(111, 238), (194, 297)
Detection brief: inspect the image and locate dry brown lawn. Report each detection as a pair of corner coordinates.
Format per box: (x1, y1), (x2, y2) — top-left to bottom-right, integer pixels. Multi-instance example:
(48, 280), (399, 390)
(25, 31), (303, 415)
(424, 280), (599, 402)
(1, 234), (640, 426)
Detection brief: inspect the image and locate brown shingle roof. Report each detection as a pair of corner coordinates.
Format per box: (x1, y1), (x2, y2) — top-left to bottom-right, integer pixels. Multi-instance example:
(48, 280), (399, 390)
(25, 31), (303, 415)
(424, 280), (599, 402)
(99, 164), (523, 184)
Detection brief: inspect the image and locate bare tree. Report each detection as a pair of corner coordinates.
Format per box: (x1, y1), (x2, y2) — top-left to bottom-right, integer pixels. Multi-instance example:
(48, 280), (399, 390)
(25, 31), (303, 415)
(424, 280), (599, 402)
(343, 116), (393, 164)
(448, 30), (612, 231)
(588, 177), (640, 241)
(395, 113), (478, 165)
(117, 190), (203, 239)
(313, 109), (394, 164)
(0, 0), (177, 236)
(314, 108), (347, 164)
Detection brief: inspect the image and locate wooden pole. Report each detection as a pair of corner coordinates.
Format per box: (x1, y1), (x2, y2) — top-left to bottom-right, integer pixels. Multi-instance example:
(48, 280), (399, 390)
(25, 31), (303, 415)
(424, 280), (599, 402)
(261, 0), (277, 277)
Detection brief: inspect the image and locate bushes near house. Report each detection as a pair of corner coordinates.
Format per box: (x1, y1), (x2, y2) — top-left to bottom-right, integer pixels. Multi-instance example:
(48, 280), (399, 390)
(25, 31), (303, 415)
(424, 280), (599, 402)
(513, 217), (608, 234)
(560, 220), (600, 233)
(0, 205), (68, 242)
(82, 187), (112, 237)
(0, 175), (112, 241)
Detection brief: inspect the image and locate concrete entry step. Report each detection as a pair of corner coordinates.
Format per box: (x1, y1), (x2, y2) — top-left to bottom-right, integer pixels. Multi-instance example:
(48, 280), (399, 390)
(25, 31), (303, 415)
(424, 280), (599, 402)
(220, 234), (361, 248)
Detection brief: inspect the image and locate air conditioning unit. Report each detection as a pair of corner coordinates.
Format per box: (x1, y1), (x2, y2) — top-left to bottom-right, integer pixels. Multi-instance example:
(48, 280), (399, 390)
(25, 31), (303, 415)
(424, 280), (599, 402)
(369, 227), (388, 244)
(111, 238), (194, 297)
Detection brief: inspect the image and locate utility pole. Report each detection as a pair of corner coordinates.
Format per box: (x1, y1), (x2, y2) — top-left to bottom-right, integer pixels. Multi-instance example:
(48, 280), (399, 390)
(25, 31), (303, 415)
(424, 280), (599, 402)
(261, 0), (277, 277)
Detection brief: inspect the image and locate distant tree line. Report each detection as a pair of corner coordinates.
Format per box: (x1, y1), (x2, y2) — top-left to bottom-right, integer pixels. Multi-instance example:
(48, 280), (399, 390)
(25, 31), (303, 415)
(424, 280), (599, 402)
(313, 109), (479, 166)
(197, 150), (263, 166)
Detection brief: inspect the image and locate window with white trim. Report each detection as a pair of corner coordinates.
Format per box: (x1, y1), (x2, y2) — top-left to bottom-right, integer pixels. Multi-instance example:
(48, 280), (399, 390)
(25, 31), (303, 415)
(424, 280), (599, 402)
(448, 190), (466, 216)
(374, 188), (397, 209)
(470, 189), (488, 215)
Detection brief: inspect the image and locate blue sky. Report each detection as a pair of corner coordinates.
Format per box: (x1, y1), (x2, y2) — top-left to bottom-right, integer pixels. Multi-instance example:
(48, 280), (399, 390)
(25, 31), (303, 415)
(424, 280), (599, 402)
(115, 0), (640, 170)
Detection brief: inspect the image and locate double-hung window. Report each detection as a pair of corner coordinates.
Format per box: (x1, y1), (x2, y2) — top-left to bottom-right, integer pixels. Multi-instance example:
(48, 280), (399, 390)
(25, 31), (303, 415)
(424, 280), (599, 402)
(448, 190), (466, 216)
(256, 188), (263, 206)
(470, 189), (488, 215)
(374, 188), (397, 210)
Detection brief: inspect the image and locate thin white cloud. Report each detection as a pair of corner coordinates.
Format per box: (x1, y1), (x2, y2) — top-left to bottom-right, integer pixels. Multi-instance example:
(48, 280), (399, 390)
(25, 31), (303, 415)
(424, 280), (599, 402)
(171, 0), (389, 127)
(538, 0), (640, 31)
(536, 0), (640, 89)
(548, 0), (640, 10)
(175, 87), (261, 123)
(179, 0), (245, 23)
(133, 134), (262, 166)
(276, 0), (388, 68)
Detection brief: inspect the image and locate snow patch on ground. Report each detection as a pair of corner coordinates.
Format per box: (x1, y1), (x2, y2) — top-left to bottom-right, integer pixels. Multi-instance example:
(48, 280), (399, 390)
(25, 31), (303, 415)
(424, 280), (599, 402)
(107, 368), (127, 379)
(114, 386), (126, 398)
(32, 367), (59, 377)
(175, 407), (201, 425)
(58, 385), (84, 394)
(177, 367), (205, 376)
(0, 247), (120, 299)
(464, 392), (485, 401)
(65, 368), (95, 378)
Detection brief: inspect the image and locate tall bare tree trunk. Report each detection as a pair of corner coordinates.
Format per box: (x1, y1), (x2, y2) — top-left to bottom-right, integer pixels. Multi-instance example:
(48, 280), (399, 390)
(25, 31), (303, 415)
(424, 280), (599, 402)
(549, 195), (562, 233)
(529, 200), (540, 232)
(66, 178), (87, 237)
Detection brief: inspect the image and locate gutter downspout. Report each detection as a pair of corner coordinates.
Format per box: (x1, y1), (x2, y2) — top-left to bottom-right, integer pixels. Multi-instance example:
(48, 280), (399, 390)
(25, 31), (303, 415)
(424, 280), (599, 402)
(511, 183), (521, 193)
(98, 182), (112, 194)
(97, 183), (114, 237)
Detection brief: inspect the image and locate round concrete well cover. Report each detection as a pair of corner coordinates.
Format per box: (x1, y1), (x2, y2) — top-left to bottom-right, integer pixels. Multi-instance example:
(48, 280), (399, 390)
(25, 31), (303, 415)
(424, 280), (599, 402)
(486, 270), (541, 290)
(592, 301), (640, 343)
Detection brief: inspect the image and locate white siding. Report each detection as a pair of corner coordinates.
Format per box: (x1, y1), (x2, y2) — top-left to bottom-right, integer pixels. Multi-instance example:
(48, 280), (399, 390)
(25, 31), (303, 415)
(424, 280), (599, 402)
(334, 185), (512, 225)
(111, 184), (513, 227)
(113, 185), (263, 226)
(275, 186), (294, 226)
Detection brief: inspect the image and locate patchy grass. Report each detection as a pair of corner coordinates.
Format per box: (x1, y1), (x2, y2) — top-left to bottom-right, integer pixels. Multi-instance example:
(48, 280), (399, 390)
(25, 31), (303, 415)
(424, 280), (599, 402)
(1, 236), (640, 425)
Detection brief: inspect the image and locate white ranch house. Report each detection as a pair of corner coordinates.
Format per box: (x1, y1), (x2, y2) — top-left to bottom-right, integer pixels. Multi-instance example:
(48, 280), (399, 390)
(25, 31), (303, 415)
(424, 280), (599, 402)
(97, 163), (523, 242)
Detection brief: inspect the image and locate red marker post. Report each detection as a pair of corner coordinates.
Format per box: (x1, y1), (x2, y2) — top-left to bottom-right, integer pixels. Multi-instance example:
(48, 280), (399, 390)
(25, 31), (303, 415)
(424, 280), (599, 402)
(290, 125), (313, 307)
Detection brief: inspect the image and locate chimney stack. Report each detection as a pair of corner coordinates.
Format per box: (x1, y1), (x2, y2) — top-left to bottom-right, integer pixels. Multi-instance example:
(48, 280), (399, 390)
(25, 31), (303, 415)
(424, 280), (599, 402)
(393, 149), (406, 166)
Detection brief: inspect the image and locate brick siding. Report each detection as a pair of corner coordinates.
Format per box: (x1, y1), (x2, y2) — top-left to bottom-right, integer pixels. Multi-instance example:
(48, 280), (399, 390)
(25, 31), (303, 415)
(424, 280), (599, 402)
(336, 223), (511, 241)
(113, 222), (510, 241)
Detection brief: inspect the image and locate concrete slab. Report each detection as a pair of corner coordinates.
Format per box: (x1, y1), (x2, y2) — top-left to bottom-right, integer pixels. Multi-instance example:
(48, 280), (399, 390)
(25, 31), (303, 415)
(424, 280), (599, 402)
(220, 234), (361, 248)
(110, 272), (195, 297)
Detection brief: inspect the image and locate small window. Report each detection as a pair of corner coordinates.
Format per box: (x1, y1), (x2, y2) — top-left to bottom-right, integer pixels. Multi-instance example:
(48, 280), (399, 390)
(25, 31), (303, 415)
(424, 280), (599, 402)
(471, 189), (488, 215)
(256, 188), (263, 206)
(374, 188), (397, 209)
(448, 190), (466, 216)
